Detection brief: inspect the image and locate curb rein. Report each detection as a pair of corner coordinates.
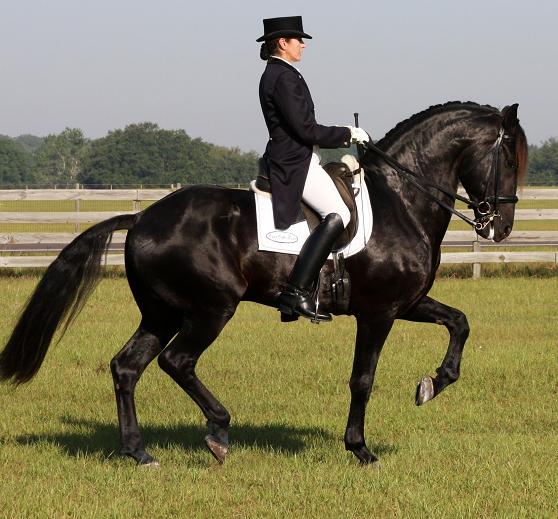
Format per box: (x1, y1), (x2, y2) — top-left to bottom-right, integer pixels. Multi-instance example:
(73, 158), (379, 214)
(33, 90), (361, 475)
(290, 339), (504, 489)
(359, 128), (518, 231)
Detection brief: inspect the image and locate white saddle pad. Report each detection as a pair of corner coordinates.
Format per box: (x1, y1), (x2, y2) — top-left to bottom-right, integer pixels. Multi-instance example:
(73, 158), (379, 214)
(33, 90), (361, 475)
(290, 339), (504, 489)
(251, 170), (373, 258)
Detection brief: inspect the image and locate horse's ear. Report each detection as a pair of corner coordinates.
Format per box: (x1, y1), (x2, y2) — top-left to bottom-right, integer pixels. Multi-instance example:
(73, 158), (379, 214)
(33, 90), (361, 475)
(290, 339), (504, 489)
(501, 103), (519, 134)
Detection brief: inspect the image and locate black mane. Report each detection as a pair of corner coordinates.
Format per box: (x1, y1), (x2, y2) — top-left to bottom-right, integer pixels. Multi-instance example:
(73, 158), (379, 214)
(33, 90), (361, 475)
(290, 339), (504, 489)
(376, 101), (499, 150)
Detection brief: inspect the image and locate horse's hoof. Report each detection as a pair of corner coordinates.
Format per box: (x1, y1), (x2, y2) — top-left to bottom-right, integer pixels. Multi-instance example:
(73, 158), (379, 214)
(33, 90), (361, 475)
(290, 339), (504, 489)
(205, 435), (228, 464)
(122, 448), (159, 467)
(415, 376), (435, 406)
(350, 446), (379, 465)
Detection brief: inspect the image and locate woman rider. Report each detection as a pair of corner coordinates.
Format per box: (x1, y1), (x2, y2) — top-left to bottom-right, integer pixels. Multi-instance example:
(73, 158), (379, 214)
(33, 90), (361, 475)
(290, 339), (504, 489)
(257, 16), (371, 322)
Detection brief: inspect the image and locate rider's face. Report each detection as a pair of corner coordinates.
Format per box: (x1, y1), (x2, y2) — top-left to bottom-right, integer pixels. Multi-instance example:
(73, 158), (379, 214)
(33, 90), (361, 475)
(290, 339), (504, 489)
(280, 37), (305, 62)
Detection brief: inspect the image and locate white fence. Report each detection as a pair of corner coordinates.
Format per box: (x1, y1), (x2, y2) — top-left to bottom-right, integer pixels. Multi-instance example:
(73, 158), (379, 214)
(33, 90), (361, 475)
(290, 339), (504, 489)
(0, 188), (557, 275)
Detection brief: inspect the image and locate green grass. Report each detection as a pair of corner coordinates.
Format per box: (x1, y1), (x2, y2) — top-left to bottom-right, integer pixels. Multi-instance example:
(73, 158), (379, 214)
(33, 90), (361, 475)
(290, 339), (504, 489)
(0, 277), (557, 517)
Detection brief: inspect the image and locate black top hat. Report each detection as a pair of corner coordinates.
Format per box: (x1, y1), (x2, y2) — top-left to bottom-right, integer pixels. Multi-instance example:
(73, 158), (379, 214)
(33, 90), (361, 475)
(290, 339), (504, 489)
(256, 16), (312, 42)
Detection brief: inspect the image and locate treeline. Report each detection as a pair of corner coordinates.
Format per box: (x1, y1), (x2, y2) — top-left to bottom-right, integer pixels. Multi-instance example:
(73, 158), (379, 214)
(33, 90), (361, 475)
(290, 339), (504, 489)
(1, 125), (557, 186)
(0, 123), (260, 187)
(527, 139), (558, 185)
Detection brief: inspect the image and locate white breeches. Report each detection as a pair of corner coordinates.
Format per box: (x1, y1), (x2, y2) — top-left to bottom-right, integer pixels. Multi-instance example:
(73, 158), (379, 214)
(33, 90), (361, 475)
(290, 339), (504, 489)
(302, 146), (351, 228)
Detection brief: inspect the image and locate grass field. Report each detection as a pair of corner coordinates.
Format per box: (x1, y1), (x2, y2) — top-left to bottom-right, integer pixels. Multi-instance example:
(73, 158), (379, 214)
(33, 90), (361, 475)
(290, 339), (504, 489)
(0, 275), (557, 518)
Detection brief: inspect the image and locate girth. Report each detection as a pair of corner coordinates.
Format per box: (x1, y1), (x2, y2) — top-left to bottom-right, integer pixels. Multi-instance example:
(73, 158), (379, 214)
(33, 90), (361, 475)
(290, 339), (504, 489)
(255, 161), (359, 250)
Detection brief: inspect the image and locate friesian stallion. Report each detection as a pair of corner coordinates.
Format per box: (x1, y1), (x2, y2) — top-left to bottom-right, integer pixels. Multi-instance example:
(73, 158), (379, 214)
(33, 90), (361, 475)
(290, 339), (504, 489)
(0, 102), (528, 466)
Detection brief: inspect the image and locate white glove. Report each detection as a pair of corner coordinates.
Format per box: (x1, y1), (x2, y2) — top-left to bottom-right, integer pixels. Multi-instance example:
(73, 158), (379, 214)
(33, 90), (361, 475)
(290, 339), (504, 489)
(347, 126), (371, 144)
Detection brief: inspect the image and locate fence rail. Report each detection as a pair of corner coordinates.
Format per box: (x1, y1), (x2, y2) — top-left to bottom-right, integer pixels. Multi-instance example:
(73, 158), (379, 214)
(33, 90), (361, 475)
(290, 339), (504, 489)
(0, 187), (557, 200)
(0, 188), (173, 201)
(0, 187), (556, 274)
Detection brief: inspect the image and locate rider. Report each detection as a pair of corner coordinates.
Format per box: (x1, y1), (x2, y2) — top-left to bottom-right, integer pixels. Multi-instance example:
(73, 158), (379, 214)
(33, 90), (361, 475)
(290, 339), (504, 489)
(257, 16), (371, 322)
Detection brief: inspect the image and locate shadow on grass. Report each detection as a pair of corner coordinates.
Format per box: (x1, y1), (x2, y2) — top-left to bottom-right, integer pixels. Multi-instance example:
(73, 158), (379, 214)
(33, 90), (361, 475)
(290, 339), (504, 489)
(10, 415), (398, 461)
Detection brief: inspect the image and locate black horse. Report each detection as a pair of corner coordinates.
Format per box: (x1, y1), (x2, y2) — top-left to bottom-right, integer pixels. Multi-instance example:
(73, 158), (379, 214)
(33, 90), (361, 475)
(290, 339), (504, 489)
(0, 102), (527, 466)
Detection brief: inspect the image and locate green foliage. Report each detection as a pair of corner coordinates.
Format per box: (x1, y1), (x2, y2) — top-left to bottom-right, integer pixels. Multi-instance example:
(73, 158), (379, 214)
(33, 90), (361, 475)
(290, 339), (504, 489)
(0, 125), (260, 187)
(0, 137), (34, 185)
(13, 134), (44, 154)
(79, 122), (259, 187)
(527, 138), (558, 185)
(2, 126), (558, 187)
(33, 128), (89, 185)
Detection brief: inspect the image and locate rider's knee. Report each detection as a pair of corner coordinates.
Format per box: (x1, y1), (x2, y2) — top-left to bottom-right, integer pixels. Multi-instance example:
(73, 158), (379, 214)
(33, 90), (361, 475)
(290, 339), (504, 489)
(324, 212), (347, 230)
(326, 206), (350, 228)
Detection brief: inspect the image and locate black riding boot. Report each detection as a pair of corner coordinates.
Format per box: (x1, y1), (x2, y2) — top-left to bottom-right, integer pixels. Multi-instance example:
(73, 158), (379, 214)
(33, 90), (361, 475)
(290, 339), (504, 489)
(277, 213), (345, 322)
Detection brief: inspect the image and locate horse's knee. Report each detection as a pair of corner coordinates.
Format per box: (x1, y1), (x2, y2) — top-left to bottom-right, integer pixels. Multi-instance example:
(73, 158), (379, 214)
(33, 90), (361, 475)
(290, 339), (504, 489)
(110, 356), (135, 393)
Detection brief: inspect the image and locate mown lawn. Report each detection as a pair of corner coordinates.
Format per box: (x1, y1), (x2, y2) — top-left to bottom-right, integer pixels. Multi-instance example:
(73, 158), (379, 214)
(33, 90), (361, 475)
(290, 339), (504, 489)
(0, 276), (557, 518)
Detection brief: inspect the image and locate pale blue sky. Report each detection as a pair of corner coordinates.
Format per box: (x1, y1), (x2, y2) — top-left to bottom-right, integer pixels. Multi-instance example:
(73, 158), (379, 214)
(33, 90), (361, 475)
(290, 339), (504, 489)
(1, 0), (556, 151)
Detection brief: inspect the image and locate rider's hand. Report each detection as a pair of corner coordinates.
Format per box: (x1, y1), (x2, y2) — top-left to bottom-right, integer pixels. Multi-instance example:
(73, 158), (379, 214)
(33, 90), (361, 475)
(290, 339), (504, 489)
(347, 126), (371, 144)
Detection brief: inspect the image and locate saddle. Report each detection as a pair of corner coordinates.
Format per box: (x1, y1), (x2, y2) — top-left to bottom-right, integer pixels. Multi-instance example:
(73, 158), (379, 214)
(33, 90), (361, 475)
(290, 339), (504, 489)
(254, 159), (359, 251)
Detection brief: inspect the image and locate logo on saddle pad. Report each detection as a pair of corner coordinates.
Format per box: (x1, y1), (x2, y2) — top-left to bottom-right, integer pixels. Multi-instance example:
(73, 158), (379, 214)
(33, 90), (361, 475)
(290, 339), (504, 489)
(266, 231), (299, 244)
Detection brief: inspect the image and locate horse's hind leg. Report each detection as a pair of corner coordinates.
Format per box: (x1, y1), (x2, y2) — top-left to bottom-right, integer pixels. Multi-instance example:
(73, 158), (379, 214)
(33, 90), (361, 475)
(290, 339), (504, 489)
(400, 295), (470, 406)
(157, 308), (236, 464)
(110, 320), (178, 466)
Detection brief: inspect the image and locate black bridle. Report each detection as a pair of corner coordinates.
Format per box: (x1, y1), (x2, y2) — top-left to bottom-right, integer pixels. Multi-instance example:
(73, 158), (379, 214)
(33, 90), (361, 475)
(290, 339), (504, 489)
(360, 128), (519, 231)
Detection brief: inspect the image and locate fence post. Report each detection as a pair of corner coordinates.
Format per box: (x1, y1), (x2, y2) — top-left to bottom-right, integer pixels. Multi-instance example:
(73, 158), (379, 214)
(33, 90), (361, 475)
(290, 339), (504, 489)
(133, 189), (140, 212)
(473, 240), (481, 279)
(74, 198), (81, 234)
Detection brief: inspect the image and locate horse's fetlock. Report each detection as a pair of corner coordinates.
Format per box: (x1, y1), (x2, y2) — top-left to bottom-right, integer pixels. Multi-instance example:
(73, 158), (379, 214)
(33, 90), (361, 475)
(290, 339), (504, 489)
(436, 366), (460, 384)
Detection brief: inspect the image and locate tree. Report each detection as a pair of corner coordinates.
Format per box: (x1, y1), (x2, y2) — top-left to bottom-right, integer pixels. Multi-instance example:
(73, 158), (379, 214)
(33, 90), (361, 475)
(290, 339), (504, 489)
(79, 122), (259, 186)
(14, 134), (43, 154)
(34, 128), (88, 185)
(0, 138), (33, 186)
(527, 138), (558, 185)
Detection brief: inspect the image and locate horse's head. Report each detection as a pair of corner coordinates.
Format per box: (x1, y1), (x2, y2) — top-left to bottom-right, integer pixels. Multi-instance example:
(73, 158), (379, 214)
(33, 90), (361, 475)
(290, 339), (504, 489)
(458, 104), (528, 242)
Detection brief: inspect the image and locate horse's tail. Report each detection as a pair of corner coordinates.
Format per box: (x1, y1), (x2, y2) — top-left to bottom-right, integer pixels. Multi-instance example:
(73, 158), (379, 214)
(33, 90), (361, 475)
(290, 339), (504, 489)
(0, 214), (136, 385)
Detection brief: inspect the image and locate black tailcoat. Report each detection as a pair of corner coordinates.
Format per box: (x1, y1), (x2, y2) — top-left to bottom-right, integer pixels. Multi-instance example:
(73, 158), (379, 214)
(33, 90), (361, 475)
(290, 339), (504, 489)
(259, 57), (351, 229)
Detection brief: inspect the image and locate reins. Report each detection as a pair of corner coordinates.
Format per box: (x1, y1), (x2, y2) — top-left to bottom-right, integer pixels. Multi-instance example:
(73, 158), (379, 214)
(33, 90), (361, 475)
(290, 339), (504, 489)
(358, 129), (518, 231)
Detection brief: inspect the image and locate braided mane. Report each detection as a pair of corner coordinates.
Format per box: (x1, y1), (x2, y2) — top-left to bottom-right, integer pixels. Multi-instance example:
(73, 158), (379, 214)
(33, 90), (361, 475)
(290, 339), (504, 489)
(372, 100), (528, 185)
(376, 101), (498, 149)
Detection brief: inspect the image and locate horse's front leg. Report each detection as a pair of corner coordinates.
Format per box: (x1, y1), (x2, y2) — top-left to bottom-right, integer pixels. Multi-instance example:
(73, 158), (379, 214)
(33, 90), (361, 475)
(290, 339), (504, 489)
(344, 316), (394, 464)
(400, 295), (470, 405)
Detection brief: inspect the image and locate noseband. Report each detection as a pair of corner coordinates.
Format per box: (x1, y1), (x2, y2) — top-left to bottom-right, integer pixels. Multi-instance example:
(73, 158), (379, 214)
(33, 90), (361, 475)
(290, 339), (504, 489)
(361, 127), (519, 231)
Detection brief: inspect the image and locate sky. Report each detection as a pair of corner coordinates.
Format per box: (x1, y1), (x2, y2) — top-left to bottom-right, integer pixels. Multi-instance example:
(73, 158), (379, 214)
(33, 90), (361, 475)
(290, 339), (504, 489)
(1, 0), (556, 152)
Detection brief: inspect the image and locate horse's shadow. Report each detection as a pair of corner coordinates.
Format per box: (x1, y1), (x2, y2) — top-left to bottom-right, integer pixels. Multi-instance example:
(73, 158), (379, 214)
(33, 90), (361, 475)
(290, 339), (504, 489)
(10, 416), (398, 461)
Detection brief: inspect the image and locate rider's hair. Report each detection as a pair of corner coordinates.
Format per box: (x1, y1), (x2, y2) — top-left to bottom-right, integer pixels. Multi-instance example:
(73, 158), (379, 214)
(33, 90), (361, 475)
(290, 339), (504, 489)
(260, 38), (282, 61)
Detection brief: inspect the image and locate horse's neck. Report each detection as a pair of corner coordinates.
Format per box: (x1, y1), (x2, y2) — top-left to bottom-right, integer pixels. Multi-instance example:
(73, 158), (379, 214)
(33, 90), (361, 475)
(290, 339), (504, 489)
(373, 121), (465, 244)
(387, 123), (462, 191)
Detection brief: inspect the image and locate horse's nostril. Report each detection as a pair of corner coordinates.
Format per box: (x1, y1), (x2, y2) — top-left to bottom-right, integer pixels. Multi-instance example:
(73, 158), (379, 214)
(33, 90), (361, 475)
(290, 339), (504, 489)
(504, 225), (511, 235)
